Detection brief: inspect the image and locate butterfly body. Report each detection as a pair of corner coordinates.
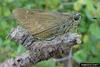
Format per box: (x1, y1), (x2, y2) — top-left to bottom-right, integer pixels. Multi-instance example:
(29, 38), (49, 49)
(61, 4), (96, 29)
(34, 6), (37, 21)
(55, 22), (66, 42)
(13, 8), (81, 40)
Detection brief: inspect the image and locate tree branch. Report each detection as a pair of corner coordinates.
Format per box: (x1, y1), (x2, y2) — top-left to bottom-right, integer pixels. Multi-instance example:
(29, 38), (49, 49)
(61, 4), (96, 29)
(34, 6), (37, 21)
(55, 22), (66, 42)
(0, 26), (81, 67)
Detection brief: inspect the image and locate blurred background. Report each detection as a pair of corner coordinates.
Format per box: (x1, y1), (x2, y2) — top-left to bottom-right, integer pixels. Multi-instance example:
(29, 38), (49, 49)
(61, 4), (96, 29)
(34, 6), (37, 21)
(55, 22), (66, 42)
(0, 0), (100, 67)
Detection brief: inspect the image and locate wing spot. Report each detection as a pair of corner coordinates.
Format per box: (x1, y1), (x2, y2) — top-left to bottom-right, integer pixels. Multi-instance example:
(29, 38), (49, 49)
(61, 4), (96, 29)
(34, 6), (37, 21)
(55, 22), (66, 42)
(26, 10), (29, 14)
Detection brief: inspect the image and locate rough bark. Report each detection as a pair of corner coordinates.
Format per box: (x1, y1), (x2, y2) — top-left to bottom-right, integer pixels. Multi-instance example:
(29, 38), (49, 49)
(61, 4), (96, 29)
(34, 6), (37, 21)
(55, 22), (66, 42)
(0, 26), (81, 67)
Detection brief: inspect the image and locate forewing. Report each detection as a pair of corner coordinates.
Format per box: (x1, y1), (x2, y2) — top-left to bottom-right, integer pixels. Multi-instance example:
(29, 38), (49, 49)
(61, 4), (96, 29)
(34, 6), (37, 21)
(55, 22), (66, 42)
(12, 8), (71, 35)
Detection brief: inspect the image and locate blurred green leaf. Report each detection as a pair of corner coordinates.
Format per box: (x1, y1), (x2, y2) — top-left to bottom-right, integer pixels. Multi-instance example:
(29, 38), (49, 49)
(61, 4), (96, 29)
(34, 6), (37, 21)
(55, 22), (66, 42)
(90, 41), (100, 57)
(73, 50), (88, 63)
(36, 59), (56, 67)
(74, 0), (85, 11)
(89, 22), (100, 39)
(86, 0), (95, 13)
(89, 57), (100, 63)
(96, 2), (100, 17)
(3, 8), (11, 16)
(0, 38), (3, 46)
(16, 45), (26, 54)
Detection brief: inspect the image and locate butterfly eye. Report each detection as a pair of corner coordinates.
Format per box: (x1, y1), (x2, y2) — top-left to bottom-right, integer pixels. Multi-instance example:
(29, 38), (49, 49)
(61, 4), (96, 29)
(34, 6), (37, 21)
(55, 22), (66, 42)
(73, 13), (81, 21)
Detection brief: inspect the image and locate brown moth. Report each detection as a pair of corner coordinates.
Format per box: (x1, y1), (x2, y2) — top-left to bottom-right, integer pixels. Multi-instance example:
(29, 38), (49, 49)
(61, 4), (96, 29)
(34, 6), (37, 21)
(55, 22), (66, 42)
(13, 8), (81, 40)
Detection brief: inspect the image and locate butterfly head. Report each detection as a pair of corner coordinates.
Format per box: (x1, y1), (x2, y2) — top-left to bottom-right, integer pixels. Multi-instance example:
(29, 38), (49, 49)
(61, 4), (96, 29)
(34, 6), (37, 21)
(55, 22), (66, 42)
(73, 13), (81, 21)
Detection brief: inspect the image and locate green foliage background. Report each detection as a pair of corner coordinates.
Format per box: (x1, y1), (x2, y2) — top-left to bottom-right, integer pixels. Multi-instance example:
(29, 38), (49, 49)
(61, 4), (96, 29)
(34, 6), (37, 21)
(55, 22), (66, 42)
(0, 0), (100, 67)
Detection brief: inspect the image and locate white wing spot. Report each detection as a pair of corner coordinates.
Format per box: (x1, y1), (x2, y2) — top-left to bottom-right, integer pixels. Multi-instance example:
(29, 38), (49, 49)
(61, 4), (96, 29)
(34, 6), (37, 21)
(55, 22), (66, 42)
(26, 10), (29, 14)
(35, 21), (44, 30)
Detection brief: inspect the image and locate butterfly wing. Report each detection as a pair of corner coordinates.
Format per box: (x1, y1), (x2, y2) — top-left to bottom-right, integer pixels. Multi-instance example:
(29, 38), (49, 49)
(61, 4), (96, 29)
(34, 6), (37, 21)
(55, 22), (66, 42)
(12, 8), (73, 39)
